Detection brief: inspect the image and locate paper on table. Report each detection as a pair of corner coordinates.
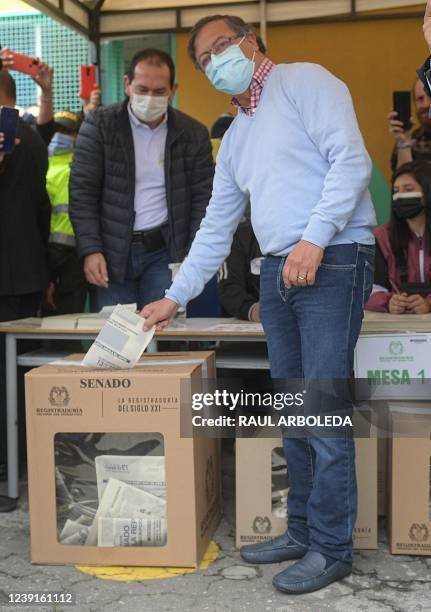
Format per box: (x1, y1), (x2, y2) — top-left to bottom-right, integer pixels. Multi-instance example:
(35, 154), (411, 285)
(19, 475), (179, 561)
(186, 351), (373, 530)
(364, 312), (431, 321)
(82, 305), (155, 369)
(164, 320), (187, 330)
(0, 317), (41, 328)
(49, 360), (84, 366)
(362, 311), (431, 333)
(77, 303), (138, 330)
(204, 323), (264, 333)
(85, 478), (167, 546)
(98, 517), (167, 547)
(40, 314), (80, 330)
(99, 303), (137, 316)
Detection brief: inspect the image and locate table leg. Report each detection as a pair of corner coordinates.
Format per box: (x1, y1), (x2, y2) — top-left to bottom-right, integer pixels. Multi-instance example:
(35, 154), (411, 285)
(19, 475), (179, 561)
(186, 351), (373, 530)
(6, 334), (19, 499)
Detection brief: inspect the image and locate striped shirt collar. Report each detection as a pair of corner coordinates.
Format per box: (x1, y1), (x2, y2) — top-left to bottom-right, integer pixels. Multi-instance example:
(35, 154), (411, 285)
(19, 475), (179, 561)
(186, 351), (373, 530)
(232, 57), (275, 117)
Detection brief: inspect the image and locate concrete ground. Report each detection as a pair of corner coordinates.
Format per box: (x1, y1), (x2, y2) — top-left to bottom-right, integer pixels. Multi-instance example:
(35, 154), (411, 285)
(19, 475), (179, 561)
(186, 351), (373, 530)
(0, 445), (430, 612)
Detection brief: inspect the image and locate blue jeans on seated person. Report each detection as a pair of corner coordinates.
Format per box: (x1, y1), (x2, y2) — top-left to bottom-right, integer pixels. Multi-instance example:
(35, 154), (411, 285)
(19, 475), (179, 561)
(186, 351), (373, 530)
(259, 243), (374, 564)
(94, 245), (172, 311)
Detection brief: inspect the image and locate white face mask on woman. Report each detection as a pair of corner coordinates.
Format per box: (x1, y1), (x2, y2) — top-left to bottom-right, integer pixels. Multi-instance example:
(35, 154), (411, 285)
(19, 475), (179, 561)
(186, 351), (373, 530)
(130, 94), (169, 123)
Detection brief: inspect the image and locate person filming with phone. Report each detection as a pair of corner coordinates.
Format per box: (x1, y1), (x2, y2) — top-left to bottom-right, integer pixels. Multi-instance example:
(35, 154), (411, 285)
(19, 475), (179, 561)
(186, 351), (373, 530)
(366, 161), (431, 314)
(0, 70), (50, 512)
(388, 79), (431, 170)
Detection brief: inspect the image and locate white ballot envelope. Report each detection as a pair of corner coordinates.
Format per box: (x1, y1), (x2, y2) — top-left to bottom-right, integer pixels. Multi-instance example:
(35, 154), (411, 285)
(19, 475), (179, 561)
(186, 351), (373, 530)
(82, 304), (155, 369)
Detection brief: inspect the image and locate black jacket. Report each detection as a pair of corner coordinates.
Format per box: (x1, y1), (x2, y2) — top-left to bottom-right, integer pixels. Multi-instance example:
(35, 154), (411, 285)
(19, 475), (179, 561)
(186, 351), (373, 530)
(218, 220), (262, 320)
(69, 101), (214, 283)
(418, 57), (431, 99)
(37, 120), (55, 146)
(0, 120), (50, 296)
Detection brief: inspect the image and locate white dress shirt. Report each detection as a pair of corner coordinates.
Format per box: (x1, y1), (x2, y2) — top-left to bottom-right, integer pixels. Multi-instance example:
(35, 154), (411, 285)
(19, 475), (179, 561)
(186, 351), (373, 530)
(128, 105), (168, 231)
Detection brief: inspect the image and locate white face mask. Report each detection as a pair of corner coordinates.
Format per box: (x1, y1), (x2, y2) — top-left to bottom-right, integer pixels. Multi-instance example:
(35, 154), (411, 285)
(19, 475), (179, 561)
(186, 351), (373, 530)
(131, 93), (169, 123)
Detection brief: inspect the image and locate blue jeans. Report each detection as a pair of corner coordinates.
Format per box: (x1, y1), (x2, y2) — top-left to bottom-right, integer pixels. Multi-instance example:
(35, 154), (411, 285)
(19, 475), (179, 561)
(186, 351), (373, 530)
(94, 245), (172, 311)
(260, 243), (374, 563)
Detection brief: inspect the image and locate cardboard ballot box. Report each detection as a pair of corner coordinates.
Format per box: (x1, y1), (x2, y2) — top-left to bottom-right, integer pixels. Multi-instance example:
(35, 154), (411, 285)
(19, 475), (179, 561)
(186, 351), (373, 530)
(378, 437), (388, 516)
(236, 407), (378, 550)
(24, 351), (222, 567)
(388, 403), (431, 556)
(374, 402), (390, 517)
(377, 402), (391, 517)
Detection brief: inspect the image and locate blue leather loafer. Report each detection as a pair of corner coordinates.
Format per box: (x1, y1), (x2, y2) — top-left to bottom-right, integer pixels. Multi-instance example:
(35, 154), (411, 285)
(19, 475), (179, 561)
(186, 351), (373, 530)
(240, 532), (308, 564)
(273, 551), (352, 594)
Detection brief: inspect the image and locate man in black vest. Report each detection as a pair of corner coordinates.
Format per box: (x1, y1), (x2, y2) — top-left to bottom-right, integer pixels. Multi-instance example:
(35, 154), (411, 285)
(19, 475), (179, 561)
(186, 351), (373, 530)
(70, 48), (214, 310)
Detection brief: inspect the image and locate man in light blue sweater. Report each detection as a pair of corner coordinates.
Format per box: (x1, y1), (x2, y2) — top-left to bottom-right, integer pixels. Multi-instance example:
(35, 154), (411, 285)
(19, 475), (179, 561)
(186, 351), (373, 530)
(142, 15), (376, 594)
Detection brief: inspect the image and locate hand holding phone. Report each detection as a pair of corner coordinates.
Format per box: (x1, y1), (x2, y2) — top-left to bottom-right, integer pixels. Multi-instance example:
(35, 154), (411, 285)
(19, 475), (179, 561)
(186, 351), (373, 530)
(0, 133), (20, 164)
(1, 49), (40, 77)
(79, 65), (98, 99)
(33, 61), (54, 93)
(393, 91), (412, 131)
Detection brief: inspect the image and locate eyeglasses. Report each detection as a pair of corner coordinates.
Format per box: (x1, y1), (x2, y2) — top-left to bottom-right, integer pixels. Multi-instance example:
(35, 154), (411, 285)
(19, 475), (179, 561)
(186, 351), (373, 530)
(198, 35), (243, 71)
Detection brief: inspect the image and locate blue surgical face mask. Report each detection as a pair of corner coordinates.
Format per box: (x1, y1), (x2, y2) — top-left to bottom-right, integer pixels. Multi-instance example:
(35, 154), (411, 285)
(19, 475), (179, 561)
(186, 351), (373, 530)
(48, 132), (74, 157)
(205, 36), (256, 96)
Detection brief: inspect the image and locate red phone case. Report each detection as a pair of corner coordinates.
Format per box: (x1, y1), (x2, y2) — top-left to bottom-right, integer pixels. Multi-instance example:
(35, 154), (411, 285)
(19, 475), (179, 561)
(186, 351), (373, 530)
(80, 65), (97, 98)
(3, 49), (40, 77)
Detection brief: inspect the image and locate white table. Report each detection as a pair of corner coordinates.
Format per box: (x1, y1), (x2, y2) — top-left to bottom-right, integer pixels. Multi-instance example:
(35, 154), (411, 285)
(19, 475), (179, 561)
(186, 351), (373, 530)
(2, 312), (431, 501)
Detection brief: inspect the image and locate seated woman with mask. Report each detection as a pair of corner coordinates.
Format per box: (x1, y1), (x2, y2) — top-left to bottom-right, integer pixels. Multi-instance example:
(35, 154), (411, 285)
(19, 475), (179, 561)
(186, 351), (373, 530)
(366, 160), (431, 313)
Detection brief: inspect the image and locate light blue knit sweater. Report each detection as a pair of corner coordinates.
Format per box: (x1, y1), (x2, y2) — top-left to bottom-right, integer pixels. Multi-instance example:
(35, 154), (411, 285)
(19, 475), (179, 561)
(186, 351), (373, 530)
(166, 62), (376, 307)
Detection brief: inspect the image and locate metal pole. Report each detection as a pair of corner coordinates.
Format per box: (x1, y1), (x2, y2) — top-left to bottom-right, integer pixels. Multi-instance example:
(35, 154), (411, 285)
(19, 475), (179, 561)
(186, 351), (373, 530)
(89, 6), (101, 83)
(6, 334), (19, 499)
(259, 0), (267, 46)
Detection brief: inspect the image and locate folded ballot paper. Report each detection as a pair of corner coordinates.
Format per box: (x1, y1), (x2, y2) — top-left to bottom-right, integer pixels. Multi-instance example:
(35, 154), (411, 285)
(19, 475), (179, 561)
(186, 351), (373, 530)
(55, 433), (168, 548)
(85, 478), (167, 546)
(95, 455), (166, 500)
(98, 517), (167, 548)
(82, 304), (155, 369)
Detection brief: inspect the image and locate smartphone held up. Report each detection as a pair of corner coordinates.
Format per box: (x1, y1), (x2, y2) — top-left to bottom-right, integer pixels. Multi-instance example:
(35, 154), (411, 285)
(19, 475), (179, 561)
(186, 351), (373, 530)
(79, 65), (98, 99)
(0, 106), (19, 154)
(393, 91), (412, 131)
(1, 49), (40, 77)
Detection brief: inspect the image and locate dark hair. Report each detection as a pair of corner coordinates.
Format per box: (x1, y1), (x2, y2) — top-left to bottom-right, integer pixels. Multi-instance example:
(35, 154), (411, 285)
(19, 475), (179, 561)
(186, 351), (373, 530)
(390, 161), (431, 259)
(188, 15), (260, 67)
(211, 113), (234, 139)
(126, 48), (175, 87)
(0, 70), (16, 103)
(256, 34), (267, 55)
